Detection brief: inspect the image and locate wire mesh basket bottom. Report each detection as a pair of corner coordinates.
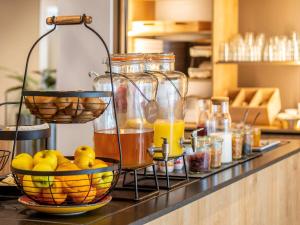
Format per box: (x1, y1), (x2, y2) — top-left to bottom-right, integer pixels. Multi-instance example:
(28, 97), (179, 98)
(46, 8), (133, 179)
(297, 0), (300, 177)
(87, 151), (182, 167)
(12, 157), (119, 206)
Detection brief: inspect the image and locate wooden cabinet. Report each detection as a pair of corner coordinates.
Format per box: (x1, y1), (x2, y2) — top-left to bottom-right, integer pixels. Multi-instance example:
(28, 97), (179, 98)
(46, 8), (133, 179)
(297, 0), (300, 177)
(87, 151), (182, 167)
(122, 0), (239, 98)
(146, 152), (300, 225)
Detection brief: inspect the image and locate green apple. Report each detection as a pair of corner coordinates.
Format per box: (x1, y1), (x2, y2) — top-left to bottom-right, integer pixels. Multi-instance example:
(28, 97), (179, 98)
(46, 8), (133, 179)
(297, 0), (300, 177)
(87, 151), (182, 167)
(12, 153), (33, 170)
(33, 150), (58, 170)
(90, 159), (113, 189)
(31, 163), (54, 188)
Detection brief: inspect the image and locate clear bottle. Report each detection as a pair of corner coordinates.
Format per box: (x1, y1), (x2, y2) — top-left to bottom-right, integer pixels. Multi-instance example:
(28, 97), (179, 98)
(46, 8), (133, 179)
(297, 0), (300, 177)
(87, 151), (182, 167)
(207, 97), (232, 163)
(92, 53), (157, 169)
(197, 99), (210, 136)
(145, 53), (188, 158)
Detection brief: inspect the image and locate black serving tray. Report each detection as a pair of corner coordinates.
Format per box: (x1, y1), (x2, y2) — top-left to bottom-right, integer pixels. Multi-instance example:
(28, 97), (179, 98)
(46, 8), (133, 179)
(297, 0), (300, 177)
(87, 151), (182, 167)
(141, 152), (262, 179)
(0, 127), (50, 141)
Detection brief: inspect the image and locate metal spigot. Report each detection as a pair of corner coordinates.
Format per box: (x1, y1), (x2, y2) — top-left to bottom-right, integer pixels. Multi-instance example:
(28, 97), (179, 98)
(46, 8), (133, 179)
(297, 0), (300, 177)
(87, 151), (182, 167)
(190, 128), (204, 152)
(148, 137), (170, 161)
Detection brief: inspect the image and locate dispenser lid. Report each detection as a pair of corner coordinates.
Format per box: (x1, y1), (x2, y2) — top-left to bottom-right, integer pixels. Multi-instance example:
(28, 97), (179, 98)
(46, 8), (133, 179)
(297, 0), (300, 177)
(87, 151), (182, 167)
(145, 52), (175, 61)
(110, 53), (144, 62)
(211, 96), (229, 104)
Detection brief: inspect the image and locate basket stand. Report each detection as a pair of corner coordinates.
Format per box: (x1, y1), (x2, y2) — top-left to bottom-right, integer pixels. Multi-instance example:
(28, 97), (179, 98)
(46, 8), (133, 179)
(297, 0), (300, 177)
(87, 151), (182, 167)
(11, 14), (122, 205)
(112, 163), (159, 201)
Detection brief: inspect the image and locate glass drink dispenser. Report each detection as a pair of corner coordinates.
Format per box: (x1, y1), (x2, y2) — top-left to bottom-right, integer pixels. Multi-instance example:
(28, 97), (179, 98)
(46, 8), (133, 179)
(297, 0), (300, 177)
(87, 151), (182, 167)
(92, 54), (158, 169)
(145, 53), (188, 158)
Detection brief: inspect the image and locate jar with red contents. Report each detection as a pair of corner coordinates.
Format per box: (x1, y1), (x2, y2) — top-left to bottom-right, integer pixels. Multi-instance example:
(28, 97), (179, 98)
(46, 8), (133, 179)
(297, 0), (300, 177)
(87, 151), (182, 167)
(188, 136), (211, 173)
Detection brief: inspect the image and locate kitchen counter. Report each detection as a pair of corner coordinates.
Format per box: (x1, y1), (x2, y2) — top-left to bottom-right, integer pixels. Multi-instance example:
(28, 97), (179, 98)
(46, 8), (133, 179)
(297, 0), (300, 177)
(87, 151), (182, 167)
(1, 135), (300, 225)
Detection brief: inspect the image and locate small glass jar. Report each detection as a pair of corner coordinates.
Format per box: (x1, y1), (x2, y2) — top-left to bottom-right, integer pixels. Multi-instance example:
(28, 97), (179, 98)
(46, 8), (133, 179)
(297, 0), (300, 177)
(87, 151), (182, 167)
(253, 127), (261, 147)
(158, 160), (174, 173)
(188, 137), (211, 173)
(232, 130), (244, 160)
(243, 126), (253, 156)
(210, 136), (223, 169)
(174, 157), (184, 170)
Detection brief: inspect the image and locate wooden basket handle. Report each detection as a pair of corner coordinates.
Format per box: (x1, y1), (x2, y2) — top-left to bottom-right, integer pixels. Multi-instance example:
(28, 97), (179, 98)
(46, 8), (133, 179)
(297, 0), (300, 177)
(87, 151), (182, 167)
(46, 15), (92, 25)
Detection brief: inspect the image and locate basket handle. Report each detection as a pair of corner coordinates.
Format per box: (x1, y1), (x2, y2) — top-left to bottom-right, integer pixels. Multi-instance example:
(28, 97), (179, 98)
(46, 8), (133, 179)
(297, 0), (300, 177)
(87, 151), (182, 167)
(46, 15), (92, 25)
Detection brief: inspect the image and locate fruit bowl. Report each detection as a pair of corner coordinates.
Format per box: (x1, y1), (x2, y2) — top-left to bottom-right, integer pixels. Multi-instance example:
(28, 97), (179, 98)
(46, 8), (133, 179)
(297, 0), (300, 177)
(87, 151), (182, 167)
(0, 150), (10, 171)
(23, 91), (111, 124)
(11, 156), (119, 206)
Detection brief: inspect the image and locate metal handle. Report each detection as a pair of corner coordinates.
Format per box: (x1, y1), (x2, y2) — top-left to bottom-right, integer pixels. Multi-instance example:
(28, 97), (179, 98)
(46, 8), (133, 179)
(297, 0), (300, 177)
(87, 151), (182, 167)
(46, 15), (92, 25)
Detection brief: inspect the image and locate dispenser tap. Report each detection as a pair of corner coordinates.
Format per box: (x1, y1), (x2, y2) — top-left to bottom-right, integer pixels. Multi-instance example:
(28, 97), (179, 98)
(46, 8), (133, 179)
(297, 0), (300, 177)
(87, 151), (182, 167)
(161, 137), (169, 161)
(148, 137), (170, 161)
(190, 128), (204, 152)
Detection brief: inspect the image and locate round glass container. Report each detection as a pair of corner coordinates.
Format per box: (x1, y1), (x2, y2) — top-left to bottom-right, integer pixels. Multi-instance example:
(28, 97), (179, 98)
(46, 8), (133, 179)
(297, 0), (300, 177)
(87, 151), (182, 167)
(243, 126), (253, 156)
(188, 136), (211, 173)
(253, 127), (261, 147)
(93, 53), (157, 169)
(232, 129), (244, 160)
(210, 136), (223, 168)
(145, 53), (188, 158)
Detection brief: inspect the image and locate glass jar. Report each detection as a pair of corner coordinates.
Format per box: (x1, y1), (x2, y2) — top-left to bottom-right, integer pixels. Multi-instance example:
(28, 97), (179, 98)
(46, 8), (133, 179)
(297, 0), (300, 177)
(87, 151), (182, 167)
(197, 99), (210, 136)
(253, 127), (261, 147)
(93, 53), (157, 169)
(210, 136), (223, 168)
(188, 136), (211, 173)
(243, 126), (253, 156)
(232, 130), (243, 160)
(207, 97), (232, 163)
(145, 53), (188, 158)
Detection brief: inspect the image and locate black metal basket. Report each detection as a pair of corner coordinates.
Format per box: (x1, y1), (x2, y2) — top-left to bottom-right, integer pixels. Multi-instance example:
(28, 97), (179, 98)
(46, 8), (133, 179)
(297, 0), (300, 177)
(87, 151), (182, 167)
(11, 14), (123, 207)
(23, 91), (111, 124)
(12, 157), (119, 205)
(0, 150), (10, 171)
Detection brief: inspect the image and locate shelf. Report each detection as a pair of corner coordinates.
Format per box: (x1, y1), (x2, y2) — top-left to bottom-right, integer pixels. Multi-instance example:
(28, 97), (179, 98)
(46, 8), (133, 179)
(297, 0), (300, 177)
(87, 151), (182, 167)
(128, 31), (211, 43)
(217, 61), (300, 66)
(128, 31), (211, 37)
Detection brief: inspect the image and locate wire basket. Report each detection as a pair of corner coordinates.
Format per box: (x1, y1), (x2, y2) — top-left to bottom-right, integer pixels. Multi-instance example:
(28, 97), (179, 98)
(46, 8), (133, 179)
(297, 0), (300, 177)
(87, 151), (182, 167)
(24, 91), (111, 124)
(0, 150), (10, 171)
(11, 15), (123, 208)
(12, 157), (119, 205)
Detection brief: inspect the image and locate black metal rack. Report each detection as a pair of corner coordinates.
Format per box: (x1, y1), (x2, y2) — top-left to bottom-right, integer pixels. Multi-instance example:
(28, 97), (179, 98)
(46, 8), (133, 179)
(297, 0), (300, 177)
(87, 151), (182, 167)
(9, 14), (123, 206)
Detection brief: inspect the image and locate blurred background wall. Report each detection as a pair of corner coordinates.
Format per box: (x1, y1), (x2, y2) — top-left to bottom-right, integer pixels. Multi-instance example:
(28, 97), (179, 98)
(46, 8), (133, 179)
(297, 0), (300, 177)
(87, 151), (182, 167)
(0, 0), (40, 125)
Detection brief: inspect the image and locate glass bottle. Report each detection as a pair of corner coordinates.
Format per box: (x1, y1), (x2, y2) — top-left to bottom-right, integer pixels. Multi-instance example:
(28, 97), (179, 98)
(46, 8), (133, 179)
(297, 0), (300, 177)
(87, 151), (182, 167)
(145, 53), (188, 158)
(207, 97), (232, 163)
(92, 53), (157, 169)
(197, 99), (210, 136)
